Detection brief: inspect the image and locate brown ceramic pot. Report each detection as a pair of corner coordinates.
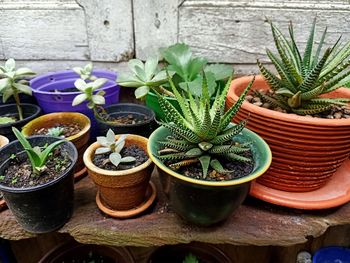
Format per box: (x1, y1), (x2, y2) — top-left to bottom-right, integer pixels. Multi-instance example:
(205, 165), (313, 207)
(83, 134), (154, 211)
(22, 112), (90, 181)
(227, 75), (350, 192)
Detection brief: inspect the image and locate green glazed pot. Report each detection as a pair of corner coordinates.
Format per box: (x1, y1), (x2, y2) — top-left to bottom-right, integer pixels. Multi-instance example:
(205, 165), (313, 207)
(145, 92), (180, 120)
(148, 125), (272, 226)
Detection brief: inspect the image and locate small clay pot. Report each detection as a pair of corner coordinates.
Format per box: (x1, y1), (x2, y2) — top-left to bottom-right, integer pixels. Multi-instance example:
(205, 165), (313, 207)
(0, 135), (9, 148)
(227, 75), (350, 192)
(83, 134), (154, 214)
(22, 112), (90, 181)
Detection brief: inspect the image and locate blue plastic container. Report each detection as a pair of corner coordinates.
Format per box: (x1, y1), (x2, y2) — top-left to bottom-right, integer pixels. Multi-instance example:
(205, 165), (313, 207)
(313, 246), (350, 263)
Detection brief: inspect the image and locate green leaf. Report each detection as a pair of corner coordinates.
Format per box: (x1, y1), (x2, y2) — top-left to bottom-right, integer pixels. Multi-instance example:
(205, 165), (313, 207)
(199, 155), (211, 179)
(0, 116), (15, 124)
(128, 59), (145, 75)
(74, 79), (87, 91)
(187, 57), (207, 80)
(95, 147), (111, 155)
(15, 67), (35, 76)
(135, 86), (150, 99)
(116, 73), (145, 87)
(204, 64), (233, 81)
(72, 94), (87, 106)
(144, 57), (158, 80)
(96, 136), (108, 146)
(13, 83), (32, 95)
(2, 88), (14, 103)
(106, 129), (115, 143)
(114, 139), (125, 153)
(39, 140), (65, 167)
(91, 78), (107, 90)
(92, 95), (105, 105)
(121, 156), (136, 163)
(0, 78), (10, 92)
(72, 67), (83, 75)
(185, 148), (203, 157)
(5, 58), (15, 71)
(109, 152), (122, 167)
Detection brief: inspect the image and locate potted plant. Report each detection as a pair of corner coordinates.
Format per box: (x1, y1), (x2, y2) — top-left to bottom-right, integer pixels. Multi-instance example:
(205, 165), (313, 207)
(147, 73), (272, 226)
(83, 129), (155, 218)
(117, 43), (233, 119)
(0, 127), (77, 233)
(227, 19), (350, 192)
(39, 240), (135, 263)
(21, 112), (91, 181)
(29, 63), (120, 121)
(148, 243), (231, 263)
(72, 78), (156, 137)
(0, 58), (41, 141)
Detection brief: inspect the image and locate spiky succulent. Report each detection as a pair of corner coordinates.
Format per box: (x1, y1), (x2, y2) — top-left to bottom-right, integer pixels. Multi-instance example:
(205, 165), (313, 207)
(156, 72), (255, 179)
(95, 129), (136, 168)
(72, 63), (96, 81)
(257, 19), (350, 115)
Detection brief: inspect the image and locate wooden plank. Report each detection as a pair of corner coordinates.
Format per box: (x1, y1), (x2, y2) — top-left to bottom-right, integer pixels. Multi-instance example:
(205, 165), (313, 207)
(178, 0), (350, 66)
(1, 175), (350, 247)
(0, 0), (133, 62)
(133, 0), (179, 60)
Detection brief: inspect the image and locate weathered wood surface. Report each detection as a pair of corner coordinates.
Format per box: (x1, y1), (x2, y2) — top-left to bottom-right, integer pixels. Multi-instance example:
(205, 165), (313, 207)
(1, 174), (350, 248)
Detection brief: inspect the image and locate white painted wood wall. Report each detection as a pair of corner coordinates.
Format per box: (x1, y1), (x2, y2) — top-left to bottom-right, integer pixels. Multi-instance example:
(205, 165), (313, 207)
(0, 0), (349, 74)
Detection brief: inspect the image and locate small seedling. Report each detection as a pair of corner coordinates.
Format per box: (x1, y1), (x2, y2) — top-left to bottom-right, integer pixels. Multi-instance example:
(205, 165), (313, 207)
(47, 127), (65, 137)
(0, 116), (16, 125)
(12, 127), (65, 176)
(0, 58), (36, 120)
(95, 129), (136, 168)
(183, 253), (199, 263)
(72, 63), (96, 81)
(0, 176), (5, 180)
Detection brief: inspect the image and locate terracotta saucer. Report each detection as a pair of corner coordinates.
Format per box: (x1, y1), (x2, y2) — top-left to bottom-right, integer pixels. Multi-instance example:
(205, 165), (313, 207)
(0, 198), (7, 211)
(74, 167), (87, 183)
(250, 159), (350, 210)
(96, 182), (156, 219)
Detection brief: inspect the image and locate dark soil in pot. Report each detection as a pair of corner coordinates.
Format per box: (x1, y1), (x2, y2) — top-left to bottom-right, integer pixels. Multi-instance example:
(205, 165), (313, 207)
(32, 123), (81, 138)
(48, 87), (79, 93)
(93, 145), (148, 171)
(0, 104), (41, 141)
(95, 103), (156, 138)
(0, 149), (71, 188)
(0, 136), (77, 233)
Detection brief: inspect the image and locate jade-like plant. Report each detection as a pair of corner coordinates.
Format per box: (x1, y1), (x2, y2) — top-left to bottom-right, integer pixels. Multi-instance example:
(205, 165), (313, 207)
(95, 129), (136, 168)
(0, 58), (36, 121)
(12, 127), (65, 176)
(72, 63), (97, 81)
(117, 43), (233, 99)
(156, 72), (255, 179)
(257, 19), (350, 115)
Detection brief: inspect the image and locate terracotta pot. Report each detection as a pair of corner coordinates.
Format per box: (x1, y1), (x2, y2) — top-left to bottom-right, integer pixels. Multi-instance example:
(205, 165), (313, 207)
(22, 112), (90, 181)
(227, 75), (350, 192)
(83, 134), (154, 211)
(0, 135), (9, 149)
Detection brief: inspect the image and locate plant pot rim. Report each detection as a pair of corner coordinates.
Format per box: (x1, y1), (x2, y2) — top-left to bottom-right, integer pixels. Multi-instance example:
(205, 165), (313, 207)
(30, 69), (118, 96)
(0, 135), (78, 193)
(0, 135), (9, 147)
(95, 103), (155, 127)
(22, 112), (91, 141)
(148, 126), (272, 187)
(83, 134), (152, 176)
(0, 103), (41, 128)
(229, 75), (350, 127)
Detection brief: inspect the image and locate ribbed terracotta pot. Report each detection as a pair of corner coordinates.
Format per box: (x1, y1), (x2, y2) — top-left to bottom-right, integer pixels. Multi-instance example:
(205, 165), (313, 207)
(227, 75), (350, 192)
(83, 134), (153, 211)
(22, 112), (90, 180)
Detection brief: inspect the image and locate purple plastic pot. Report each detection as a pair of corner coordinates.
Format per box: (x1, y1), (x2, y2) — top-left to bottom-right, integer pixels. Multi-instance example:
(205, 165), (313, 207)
(30, 70), (120, 118)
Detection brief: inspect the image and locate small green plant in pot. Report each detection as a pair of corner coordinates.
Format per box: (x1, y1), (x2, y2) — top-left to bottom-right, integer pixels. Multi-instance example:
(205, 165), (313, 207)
(72, 78), (156, 137)
(147, 72), (272, 226)
(0, 127), (78, 233)
(0, 59), (41, 140)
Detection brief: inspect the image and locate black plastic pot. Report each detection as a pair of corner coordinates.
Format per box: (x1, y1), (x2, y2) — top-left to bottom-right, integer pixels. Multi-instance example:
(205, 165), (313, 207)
(0, 104), (41, 141)
(0, 136), (77, 233)
(39, 241), (135, 263)
(0, 93), (38, 105)
(95, 103), (156, 138)
(148, 243), (231, 263)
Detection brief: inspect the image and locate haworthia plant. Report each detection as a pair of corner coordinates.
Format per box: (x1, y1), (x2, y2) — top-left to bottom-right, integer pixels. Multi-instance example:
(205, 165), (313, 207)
(257, 18), (350, 115)
(156, 70), (255, 179)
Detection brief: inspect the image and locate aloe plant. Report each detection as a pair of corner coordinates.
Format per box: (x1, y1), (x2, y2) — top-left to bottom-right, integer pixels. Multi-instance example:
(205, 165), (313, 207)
(257, 19), (350, 115)
(12, 127), (65, 176)
(95, 129), (136, 168)
(0, 58), (35, 120)
(156, 71), (255, 179)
